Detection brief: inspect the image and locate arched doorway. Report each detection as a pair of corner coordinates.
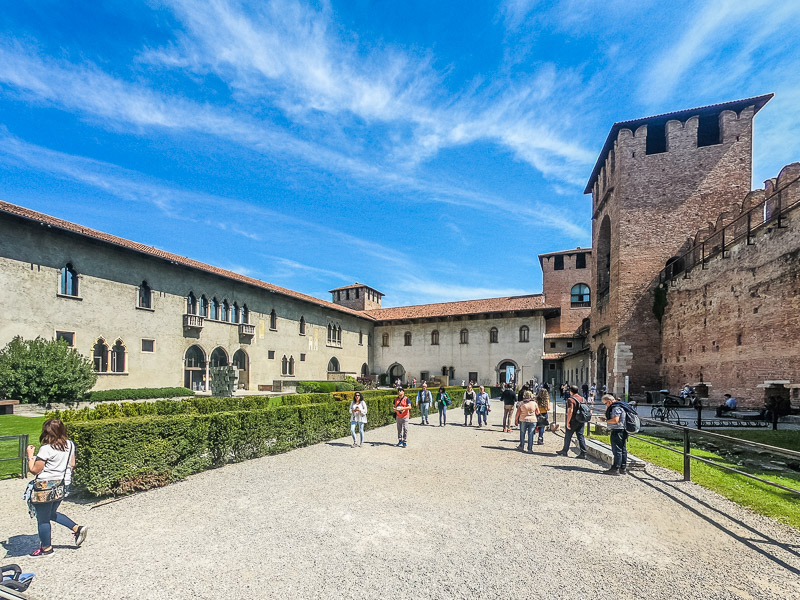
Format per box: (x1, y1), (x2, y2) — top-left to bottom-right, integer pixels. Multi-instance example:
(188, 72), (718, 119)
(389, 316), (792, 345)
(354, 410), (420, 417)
(388, 363), (405, 386)
(184, 345), (206, 391)
(361, 363), (369, 377)
(327, 357), (340, 372)
(596, 345), (608, 390)
(210, 347), (229, 367)
(496, 360), (518, 385)
(233, 349), (249, 390)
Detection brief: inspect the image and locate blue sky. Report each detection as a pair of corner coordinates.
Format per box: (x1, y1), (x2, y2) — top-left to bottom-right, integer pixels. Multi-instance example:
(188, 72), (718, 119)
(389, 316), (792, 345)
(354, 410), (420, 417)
(1, 1), (799, 307)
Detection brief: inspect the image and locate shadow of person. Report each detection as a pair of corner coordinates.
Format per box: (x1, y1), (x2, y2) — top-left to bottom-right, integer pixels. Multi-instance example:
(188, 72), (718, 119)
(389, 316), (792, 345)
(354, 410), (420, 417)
(1, 534), (40, 557)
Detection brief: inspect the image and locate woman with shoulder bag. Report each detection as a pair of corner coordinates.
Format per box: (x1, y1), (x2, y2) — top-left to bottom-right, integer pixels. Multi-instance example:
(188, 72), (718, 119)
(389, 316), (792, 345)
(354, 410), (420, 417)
(349, 392), (368, 447)
(533, 387), (550, 445)
(463, 385), (476, 426)
(26, 419), (88, 557)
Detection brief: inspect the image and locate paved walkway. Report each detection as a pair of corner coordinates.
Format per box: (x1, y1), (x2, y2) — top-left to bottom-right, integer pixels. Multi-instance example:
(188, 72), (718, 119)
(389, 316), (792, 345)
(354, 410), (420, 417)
(1, 408), (799, 599)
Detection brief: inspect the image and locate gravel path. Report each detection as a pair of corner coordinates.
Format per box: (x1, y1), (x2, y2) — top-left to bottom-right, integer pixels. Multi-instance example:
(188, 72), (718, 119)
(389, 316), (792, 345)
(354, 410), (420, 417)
(2, 408), (799, 599)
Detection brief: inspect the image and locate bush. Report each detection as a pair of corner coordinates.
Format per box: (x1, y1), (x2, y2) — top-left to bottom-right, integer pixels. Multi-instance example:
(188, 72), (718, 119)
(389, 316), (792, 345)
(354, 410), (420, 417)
(345, 376), (365, 391)
(296, 381), (337, 393)
(335, 382), (354, 392)
(0, 336), (96, 404)
(87, 387), (194, 403)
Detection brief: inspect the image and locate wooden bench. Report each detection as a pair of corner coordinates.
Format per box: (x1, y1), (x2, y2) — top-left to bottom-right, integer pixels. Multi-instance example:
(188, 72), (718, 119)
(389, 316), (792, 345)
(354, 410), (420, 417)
(0, 400), (20, 415)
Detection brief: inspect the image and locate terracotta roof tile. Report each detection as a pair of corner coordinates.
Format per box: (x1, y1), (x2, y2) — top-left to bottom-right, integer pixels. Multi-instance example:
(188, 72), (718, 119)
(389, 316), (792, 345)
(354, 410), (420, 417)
(544, 332), (583, 339)
(0, 200), (375, 321)
(542, 352), (569, 360)
(366, 295), (556, 321)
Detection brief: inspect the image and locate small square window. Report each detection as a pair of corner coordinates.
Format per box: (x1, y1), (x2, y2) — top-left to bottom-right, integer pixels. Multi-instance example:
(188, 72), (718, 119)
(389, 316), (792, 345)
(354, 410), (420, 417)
(576, 253), (586, 269)
(56, 331), (75, 347)
(300, 353), (306, 362)
(268, 350), (275, 359)
(554, 255), (564, 270)
(141, 339), (155, 353)
(566, 341), (573, 349)
(549, 341), (556, 349)
(549, 364), (556, 370)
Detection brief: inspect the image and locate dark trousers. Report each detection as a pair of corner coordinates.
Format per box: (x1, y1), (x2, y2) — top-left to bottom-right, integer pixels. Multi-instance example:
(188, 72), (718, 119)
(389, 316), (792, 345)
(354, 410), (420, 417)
(561, 425), (586, 454)
(33, 499), (77, 548)
(610, 429), (629, 470)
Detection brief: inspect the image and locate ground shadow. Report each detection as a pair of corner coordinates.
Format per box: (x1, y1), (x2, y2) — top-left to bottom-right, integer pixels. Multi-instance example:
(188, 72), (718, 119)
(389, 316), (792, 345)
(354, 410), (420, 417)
(632, 468), (800, 574)
(2, 534), (40, 557)
(481, 445), (523, 453)
(545, 464), (604, 474)
(367, 442), (398, 448)
(325, 442), (353, 448)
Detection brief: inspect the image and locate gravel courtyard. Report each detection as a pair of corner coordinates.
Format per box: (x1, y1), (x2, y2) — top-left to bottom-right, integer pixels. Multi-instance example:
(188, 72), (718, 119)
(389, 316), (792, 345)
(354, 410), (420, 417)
(2, 409), (799, 600)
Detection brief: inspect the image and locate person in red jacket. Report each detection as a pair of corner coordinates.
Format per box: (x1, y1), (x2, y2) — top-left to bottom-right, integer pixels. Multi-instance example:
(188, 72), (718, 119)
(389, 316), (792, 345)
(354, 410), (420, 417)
(393, 388), (411, 448)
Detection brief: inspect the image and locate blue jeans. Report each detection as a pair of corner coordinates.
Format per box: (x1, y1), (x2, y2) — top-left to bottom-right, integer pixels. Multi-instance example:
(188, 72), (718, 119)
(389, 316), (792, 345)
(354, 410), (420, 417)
(33, 499), (77, 548)
(610, 429), (628, 469)
(439, 405), (447, 425)
(534, 412), (548, 441)
(519, 421), (536, 451)
(476, 406), (488, 426)
(351, 421), (364, 444)
(561, 425), (587, 454)
(420, 403), (430, 424)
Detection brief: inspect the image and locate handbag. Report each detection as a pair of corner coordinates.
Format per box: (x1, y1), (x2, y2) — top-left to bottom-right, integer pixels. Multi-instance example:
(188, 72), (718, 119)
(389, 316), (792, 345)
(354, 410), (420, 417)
(30, 441), (73, 505)
(536, 414), (549, 427)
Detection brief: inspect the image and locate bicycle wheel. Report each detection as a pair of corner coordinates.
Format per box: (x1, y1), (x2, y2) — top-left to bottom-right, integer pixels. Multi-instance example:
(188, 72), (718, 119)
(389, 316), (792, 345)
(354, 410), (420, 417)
(650, 405), (660, 418)
(653, 407), (665, 421)
(665, 408), (679, 422)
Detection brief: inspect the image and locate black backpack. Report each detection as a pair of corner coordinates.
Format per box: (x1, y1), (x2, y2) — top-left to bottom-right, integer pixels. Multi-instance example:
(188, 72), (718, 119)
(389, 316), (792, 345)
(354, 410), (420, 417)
(572, 396), (592, 425)
(615, 402), (641, 433)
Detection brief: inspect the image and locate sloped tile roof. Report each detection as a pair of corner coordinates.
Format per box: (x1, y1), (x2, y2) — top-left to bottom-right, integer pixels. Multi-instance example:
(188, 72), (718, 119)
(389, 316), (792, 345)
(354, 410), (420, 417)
(0, 200), (375, 321)
(366, 295), (556, 321)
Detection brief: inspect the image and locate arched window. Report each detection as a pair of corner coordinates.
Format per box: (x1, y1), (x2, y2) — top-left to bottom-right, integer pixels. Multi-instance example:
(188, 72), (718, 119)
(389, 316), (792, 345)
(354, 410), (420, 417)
(328, 357), (340, 372)
(288, 356), (295, 376)
(138, 281), (152, 309)
(111, 339), (126, 373)
(281, 355), (288, 375)
(232, 349), (248, 370)
(270, 309), (277, 330)
(210, 298), (220, 320)
(431, 330), (439, 345)
(186, 292), (197, 315)
(571, 284), (591, 307)
(221, 300), (230, 322)
(92, 339), (108, 372)
(200, 295), (209, 317)
(519, 325), (529, 343)
(489, 327), (498, 343)
(299, 316), (306, 335)
(232, 302), (240, 323)
(185, 345), (205, 368)
(242, 304), (249, 324)
(327, 324), (333, 344)
(382, 333), (389, 347)
(336, 325), (342, 345)
(460, 329), (469, 344)
(210, 347), (228, 367)
(359, 330), (363, 345)
(60, 264), (78, 297)
(404, 331), (412, 346)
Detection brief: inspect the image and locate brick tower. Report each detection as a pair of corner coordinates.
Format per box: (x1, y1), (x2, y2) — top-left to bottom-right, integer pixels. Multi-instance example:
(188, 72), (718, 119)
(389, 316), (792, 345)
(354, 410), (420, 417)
(587, 94), (772, 397)
(329, 283), (383, 311)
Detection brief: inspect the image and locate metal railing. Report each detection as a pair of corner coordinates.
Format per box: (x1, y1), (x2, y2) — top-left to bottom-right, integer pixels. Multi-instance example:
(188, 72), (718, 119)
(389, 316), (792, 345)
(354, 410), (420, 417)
(659, 173), (800, 284)
(0, 434), (28, 478)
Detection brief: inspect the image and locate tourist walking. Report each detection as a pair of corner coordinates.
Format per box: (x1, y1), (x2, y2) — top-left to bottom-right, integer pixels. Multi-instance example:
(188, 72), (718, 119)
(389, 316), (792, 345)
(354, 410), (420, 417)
(533, 387), (551, 445)
(412, 377), (417, 388)
(602, 394), (628, 475)
(556, 385), (587, 459)
(501, 383), (516, 432)
(416, 383), (433, 425)
(582, 382), (589, 399)
(515, 390), (538, 453)
(463, 385), (476, 426)
(475, 386), (491, 427)
(349, 392), (367, 447)
(436, 386), (451, 426)
(393, 389), (411, 447)
(25, 419), (88, 557)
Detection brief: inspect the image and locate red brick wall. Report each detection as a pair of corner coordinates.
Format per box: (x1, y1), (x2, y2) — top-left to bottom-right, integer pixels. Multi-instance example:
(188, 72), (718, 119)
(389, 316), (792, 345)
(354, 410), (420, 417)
(541, 251), (592, 334)
(660, 164), (800, 407)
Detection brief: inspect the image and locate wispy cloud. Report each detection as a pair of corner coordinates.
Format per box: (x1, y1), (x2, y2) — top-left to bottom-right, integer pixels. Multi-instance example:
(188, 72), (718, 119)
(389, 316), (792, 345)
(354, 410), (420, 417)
(261, 255), (355, 284)
(381, 276), (531, 308)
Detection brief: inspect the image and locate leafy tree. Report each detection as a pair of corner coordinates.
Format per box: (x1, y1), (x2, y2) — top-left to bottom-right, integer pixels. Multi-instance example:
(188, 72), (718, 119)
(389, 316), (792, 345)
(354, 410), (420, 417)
(0, 336), (96, 405)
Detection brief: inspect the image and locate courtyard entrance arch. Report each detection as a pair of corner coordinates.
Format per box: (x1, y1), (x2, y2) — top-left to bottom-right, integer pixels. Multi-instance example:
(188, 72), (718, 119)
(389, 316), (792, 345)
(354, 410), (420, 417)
(184, 345), (207, 391)
(388, 363), (405, 385)
(496, 360), (518, 385)
(233, 349), (249, 390)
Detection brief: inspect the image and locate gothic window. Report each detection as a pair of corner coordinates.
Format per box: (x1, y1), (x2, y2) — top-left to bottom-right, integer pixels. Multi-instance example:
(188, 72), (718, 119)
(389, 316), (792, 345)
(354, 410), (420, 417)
(571, 284), (591, 307)
(200, 295), (209, 317)
(242, 304), (249, 324)
(289, 356), (295, 376)
(489, 327), (498, 343)
(111, 339), (126, 373)
(270, 309), (277, 330)
(382, 333), (389, 347)
(210, 297), (220, 320)
(221, 300), (230, 322)
(519, 325), (529, 343)
(138, 281), (152, 309)
(187, 292), (197, 315)
(60, 264), (78, 296)
(281, 355), (288, 375)
(299, 316), (306, 335)
(460, 329), (469, 344)
(328, 357), (340, 372)
(210, 347), (228, 367)
(336, 325), (342, 345)
(431, 330), (439, 345)
(232, 302), (240, 323)
(92, 339), (109, 372)
(404, 331), (412, 346)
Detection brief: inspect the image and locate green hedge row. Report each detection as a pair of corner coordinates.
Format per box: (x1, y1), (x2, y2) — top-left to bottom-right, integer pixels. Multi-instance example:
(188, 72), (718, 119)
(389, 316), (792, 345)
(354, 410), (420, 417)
(68, 392), (465, 496)
(86, 387), (194, 403)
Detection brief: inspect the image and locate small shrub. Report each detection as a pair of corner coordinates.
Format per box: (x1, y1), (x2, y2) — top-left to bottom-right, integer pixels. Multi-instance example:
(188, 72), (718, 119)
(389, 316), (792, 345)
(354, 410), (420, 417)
(335, 382), (354, 392)
(0, 336), (96, 404)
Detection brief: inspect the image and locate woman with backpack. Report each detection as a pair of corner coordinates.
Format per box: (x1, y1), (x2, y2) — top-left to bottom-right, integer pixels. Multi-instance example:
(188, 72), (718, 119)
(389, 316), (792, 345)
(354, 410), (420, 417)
(436, 386), (450, 426)
(463, 385), (476, 426)
(601, 394), (628, 475)
(533, 387), (550, 445)
(25, 419), (88, 557)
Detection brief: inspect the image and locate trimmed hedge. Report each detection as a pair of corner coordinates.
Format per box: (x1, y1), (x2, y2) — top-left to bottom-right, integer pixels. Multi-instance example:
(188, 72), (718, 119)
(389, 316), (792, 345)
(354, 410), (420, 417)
(295, 381), (337, 393)
(67, 392), (467, 496)
(87, 387), (194, 403)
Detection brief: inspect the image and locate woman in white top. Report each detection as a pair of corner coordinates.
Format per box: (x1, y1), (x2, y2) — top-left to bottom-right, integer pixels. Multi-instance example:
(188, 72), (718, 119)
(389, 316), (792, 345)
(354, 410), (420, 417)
(349, 392), (368, 447)
(26, 419), (88, 557)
